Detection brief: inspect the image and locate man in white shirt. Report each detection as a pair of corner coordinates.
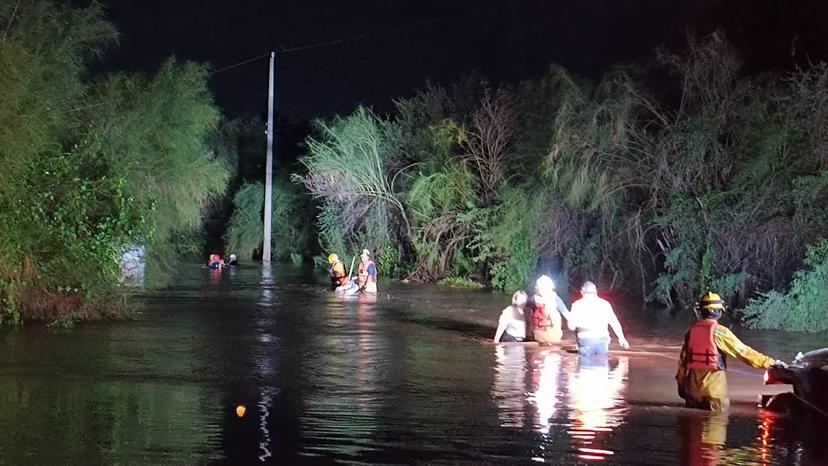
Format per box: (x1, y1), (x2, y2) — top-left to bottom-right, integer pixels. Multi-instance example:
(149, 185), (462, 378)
(567, 281), (630, 357)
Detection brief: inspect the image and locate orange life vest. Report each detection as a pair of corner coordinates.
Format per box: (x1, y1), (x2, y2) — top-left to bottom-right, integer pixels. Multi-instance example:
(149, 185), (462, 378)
(359, 260), (377, 282)
(685, 319), (726, 371)
(533, 298), (549, 330)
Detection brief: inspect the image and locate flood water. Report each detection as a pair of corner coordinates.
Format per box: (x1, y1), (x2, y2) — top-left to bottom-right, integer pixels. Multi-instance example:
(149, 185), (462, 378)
(0, 264), (826, 465)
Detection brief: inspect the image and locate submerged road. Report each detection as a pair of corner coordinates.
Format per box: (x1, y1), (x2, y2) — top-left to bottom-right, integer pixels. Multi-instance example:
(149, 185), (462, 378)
(0, 264), (825, 464)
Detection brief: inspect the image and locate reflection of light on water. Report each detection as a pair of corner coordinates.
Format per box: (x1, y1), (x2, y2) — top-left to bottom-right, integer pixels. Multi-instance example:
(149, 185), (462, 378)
(566, 356), (629, 460)
(528, 350), (561, 434)
(758, 410), (773, 465)
(260, 266), (274, 303)
(679, 412), (728, 466)
(257, 265), (275, 462)
(492, 344), (529, 428)
(257, 389), (273, 462)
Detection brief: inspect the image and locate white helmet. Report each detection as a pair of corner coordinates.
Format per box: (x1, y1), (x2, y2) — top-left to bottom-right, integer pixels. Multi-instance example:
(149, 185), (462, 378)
(536, 275), (555, 293)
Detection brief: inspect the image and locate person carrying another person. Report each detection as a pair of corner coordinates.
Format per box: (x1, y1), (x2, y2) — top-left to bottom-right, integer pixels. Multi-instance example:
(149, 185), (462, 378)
(567, 281), (630, 357)
(494, 291), (529, 343)
(357, 249), (378, 293)
(532, 275), (570, 344)
(327, 253), (348, 288)
(676, 291), (787, 412)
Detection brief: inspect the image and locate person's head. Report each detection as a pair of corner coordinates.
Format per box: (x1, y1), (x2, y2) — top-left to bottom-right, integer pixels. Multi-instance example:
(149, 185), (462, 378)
(535, 275), (555, 296)
(511, 290), (528, 309)
(361, 249), (371, 262)
(229, 253), (237, 262)
(698, 291), (725, 320)
(580, 281), (598, 296)
(327, 253), (339, 264)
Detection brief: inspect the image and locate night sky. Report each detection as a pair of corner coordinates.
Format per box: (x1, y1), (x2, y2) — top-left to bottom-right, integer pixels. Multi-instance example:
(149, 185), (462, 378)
(100, 0), (828, 122)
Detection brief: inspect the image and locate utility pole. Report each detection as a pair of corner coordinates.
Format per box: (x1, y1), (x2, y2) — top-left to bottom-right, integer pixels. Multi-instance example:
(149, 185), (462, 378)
(262, 51), (275, 263)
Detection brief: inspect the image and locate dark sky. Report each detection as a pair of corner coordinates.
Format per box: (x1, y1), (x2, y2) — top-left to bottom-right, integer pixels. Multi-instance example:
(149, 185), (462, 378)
(100, 0), (828, 122)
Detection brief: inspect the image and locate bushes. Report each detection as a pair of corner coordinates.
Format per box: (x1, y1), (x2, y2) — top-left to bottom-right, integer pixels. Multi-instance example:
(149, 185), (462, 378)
(0, 1), (230, 322)
(225, 180), (314, 262)
(293, 32), (828, 329)
(739, 240), (828, 332)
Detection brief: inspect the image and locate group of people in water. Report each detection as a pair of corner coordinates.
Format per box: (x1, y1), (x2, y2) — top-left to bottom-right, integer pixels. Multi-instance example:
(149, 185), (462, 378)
(207, 253), (238, 270)
(211, 247), (787, 413)
(494, 276), (789, 412)
(327, 249), (378, 293)
(493, 275), (629, 358)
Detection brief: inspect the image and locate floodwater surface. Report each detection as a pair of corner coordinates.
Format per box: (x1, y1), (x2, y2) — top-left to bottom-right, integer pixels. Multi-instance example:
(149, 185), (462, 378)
(0, 264), (826, 465)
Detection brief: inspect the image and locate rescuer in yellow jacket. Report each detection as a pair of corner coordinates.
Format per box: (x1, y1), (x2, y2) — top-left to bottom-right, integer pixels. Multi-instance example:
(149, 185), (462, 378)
(676, 292), (786, 411)
(327, 253), (348, 288)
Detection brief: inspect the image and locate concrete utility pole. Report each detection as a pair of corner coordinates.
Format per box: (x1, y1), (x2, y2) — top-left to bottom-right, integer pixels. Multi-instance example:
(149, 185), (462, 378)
(262, 51), (275, 263)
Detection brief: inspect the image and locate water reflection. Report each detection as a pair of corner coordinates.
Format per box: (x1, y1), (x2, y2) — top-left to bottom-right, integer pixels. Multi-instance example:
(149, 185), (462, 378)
(492, 344), (529, 428)
(256, 265), (276, 462)
(528, 349), (561, 434)
(677, 412), (728, 466)
(1, 264), (823, 464)
(567, 356), (629, 461)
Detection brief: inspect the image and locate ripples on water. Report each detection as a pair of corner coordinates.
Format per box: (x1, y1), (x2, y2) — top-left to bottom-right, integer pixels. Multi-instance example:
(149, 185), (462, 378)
(0, 264), (825, 464)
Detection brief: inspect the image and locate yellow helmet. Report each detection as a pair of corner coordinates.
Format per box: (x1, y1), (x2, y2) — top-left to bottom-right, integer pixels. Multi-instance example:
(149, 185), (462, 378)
(327, 253), (339, 264)
(699, 291), (725, 310)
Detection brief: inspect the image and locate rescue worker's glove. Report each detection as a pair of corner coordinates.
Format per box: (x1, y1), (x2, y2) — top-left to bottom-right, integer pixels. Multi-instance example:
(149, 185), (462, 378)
(771, 360), (789, 369)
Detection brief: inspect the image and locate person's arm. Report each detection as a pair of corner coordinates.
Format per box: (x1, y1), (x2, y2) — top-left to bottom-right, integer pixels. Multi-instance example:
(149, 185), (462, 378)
(607, 303), (629, 349)
(493, 308), (509, 342)
(676, 334), (689, 396)
(556, 296), (571, 321)
(713, 326), (775, 369)
(567, 302), (578, 331)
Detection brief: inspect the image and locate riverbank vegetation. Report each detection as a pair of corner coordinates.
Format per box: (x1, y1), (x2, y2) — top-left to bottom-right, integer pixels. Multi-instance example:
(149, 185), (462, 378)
(295, 34), (828, 331)
(3, 2), (827, 332)
(0, 1), (230, 323)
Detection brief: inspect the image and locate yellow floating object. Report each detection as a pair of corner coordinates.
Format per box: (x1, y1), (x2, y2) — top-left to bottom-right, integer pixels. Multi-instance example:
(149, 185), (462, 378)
(236, 404), (246, 418)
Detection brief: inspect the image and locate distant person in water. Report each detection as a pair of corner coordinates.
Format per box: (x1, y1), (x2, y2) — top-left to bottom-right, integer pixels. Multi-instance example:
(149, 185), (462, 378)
(208, 253), (224, 270)
(567, 281), (629, 358)
(531, 275), (570, 344)
(357, 249), (378, 293)
(494, 291), (529, 343)
(227, 253), (239, 266)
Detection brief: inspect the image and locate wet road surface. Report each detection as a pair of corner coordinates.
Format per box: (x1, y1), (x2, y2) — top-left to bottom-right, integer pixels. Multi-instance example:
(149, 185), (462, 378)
(0, 264), (825, 464)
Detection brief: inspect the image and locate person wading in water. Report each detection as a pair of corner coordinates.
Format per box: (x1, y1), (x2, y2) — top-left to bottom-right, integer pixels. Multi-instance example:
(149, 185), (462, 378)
(531, 275), (570, 345)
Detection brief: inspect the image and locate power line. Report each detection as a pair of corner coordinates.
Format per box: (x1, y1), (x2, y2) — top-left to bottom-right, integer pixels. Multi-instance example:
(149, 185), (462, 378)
(212, 52), (271, 74)
(211, 12), (480, 75)
(279, 15), (457, 54)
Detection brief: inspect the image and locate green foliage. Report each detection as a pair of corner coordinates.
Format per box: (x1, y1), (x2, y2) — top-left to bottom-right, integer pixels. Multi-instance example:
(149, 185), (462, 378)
(225, 180), (313, 261)
(437, 276), (484, 289)
(378, 241), (407, 279)
(47, 312), (82, 329)
(739, 240), (828, 332)
(294, 32), (828, 318)
(0, 1), (229, 322)
(296, 106), (412, 266)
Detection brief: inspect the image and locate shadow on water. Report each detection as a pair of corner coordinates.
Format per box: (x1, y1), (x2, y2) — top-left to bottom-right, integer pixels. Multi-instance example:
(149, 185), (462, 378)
(0, 263), (826, 464)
